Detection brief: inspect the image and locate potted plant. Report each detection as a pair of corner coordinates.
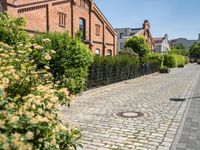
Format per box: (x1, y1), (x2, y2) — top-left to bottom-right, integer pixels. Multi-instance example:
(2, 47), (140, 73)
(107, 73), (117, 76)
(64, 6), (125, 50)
(159, 66), (170, 73)
(197, 59), (200, 64)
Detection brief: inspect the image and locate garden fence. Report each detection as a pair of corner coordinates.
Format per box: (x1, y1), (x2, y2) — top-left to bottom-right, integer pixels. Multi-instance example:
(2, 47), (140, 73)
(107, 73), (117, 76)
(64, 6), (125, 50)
(87, 62), (160, 89)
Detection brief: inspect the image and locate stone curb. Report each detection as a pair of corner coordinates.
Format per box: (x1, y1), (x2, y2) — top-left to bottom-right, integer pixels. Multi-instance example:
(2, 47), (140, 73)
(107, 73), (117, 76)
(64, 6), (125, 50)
(170, 73), (199, 150)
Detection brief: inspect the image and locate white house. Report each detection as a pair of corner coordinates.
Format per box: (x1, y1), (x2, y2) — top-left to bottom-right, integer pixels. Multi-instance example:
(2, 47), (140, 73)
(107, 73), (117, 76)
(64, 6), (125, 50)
(153, 34), (170, 53)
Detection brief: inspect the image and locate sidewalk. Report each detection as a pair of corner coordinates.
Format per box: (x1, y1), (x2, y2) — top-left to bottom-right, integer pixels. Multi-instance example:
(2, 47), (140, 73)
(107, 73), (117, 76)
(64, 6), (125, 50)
(175, 74), (200, 150)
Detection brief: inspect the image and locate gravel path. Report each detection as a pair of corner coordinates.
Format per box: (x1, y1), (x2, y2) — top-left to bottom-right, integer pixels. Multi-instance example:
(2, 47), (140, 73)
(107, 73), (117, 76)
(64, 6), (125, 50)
(62, 64), (200, 150)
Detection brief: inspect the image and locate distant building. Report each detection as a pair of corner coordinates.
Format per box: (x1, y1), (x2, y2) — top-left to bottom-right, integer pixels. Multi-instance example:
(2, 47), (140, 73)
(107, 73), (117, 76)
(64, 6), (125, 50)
(170, 34), (200, 49)
(115, 20), (155, 53)
(1, 0), (117, 56)
(153, 34), (170, 53)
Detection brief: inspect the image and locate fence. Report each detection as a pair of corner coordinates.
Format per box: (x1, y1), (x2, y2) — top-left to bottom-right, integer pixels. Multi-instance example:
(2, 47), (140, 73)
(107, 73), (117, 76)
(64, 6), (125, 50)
(87, 62), (160, 89)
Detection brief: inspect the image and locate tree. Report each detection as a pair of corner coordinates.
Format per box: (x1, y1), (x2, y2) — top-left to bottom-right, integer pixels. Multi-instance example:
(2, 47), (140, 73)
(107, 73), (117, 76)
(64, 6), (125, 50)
(169, 43), (189, 56)
(124, 36), (150, 59)
(190, 42), (200, 58)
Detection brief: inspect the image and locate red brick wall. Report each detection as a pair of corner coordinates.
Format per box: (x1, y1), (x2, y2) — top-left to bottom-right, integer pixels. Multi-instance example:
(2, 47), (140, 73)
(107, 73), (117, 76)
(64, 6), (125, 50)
(18, 6), (47, 32)
(73, 1), (90, 38)
(49, 2), (71, 33)
(6, 0), (117, 56)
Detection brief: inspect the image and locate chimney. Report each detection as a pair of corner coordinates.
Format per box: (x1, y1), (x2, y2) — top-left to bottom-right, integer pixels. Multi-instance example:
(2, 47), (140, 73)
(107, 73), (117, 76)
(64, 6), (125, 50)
(164, 34), (168, 39)
(143, 20), (150, 30)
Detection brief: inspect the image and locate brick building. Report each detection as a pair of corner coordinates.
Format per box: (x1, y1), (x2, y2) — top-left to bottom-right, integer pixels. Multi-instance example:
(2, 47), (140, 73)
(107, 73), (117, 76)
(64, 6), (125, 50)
(1, 0), (117, 56)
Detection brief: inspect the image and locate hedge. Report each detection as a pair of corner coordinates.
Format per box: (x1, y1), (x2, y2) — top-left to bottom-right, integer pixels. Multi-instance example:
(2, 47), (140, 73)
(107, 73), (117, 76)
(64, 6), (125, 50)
(87, 55), (160, 88)
(163, 54), (187, 68)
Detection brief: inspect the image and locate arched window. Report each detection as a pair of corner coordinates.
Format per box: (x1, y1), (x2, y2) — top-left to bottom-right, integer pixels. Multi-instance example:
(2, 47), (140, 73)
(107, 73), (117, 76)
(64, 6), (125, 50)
(95, 48), (100, 56)
(106, 49), (112, 56)
(79, 18), (86, 40)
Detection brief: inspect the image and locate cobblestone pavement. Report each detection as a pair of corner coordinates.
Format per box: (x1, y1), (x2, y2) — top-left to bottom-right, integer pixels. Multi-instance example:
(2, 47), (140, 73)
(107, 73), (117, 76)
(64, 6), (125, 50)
(62, 64), (200, 150)
(174, 68), (200, 150)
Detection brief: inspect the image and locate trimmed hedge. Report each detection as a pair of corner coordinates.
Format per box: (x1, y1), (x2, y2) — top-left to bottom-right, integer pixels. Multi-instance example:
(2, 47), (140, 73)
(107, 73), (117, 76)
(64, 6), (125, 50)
(87, 55), (160, 88)
(163, 54), (187, 68)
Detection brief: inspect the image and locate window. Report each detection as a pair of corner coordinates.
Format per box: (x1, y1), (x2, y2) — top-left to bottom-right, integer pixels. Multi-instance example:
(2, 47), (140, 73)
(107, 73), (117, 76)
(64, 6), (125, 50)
(95, 24), (100, 36)
(95, 49), (100, 56)
(120, 33), (124, 39)
(106, 49), (112, 56)
(120, 42), (125, 50)
(58, 12), (66, 27)
(79, 18), (86, 40)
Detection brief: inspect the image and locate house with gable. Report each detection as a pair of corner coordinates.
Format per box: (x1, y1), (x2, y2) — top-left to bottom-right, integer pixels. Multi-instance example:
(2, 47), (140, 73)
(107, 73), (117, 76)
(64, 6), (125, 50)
(115, 20), (155, 53)
(1, 0), (117, 56)
(153, 34), (170, 53)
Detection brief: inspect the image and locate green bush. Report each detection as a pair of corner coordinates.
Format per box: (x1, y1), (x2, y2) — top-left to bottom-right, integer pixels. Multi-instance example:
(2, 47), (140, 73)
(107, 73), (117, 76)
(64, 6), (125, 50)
(184, 56), (190, 64)
(33, 32), (93, 94)
(124, 36), (150, 61)
(163, 54), (186, 68)
(197, 59), (200, 64)
(190, 42), (200, 58)
(169, 44), (189, 56)
(118, 47), (139, 57)
(0, 13), (29, 46)
(0, 41), (81, 150)
(159, 66), (170, 73)
(190, 58), (196, 63)
(147, 53), (163, 66)
(163, 54), (176, 68)
(0, 13), (89, 149)
(178, 64), (184, 68)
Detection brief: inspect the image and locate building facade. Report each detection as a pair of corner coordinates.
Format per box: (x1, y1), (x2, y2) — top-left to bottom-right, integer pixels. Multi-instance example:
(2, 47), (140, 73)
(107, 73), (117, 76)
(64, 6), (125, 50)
(153, 34), (170, 53)
(170, 34), (200, 49)
(2, 0), (117, 56)
(115, 20), (155, 53)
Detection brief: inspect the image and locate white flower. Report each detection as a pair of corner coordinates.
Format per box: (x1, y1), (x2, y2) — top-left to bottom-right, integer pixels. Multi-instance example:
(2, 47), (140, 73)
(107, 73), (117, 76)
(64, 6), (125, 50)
(26, 131), (34, 140)
(44, 54), (51, 60)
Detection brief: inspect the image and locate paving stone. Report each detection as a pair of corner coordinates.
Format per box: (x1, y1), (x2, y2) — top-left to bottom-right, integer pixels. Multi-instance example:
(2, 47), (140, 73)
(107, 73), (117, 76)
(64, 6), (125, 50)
(175, 72), (200, 150)
(62, 64), (200, 149)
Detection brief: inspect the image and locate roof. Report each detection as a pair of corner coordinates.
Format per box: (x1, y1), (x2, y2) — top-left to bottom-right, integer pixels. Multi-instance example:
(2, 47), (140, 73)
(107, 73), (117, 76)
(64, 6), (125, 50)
(153, 37), (164, 41)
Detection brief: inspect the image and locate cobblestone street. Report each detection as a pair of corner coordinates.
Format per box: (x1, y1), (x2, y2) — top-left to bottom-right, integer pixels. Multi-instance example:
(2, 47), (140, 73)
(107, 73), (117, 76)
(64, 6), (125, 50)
(62, 64), (200, 150)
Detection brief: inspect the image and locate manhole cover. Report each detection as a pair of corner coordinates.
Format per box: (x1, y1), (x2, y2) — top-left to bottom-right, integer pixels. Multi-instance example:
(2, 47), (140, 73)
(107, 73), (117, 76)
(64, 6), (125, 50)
(116, 111), (144, 118)
(170, 98), (186, 101)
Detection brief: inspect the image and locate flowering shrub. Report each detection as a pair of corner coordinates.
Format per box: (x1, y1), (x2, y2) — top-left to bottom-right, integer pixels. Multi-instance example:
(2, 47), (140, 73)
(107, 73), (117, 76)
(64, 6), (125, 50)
(0, 13), (29, 46)
(33, 32), (94, 94)
(0, 41), (81, 149)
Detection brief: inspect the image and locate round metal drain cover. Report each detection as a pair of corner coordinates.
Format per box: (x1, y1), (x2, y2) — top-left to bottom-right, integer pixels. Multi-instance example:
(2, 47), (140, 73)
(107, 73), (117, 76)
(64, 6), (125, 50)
(116, 111), (144, 118)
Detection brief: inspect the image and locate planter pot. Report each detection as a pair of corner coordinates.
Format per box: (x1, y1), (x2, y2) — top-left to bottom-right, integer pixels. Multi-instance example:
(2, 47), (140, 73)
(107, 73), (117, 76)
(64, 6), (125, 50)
(159, 67), (170, 73)
(178, 65), (184, 68)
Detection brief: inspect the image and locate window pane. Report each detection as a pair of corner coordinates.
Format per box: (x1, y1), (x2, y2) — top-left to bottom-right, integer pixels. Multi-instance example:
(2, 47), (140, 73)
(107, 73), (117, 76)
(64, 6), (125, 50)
(95, 49), (100, 56)
(107, 50), (112, 56)
(79, 18), (86, 40)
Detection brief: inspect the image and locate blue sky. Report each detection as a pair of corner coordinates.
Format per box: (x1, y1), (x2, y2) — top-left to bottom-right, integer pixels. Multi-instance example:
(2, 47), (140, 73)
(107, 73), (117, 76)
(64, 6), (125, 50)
(94, 0), (200, 40)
